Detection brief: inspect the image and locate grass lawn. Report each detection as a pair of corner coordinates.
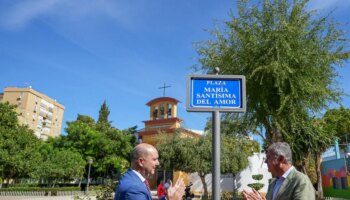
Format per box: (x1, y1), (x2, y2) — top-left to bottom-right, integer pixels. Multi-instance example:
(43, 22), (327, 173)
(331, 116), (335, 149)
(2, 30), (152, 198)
(323, 187), (350, 199)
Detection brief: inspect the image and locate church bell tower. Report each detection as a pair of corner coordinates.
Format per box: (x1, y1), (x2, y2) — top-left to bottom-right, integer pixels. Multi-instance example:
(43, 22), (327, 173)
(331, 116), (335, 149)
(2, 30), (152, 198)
(138, 97), (183, 145)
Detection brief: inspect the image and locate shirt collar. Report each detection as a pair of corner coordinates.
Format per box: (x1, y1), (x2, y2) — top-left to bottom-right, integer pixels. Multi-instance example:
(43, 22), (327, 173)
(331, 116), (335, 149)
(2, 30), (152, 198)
(132, 169), (146, 182)
(281, 166), (294, 179)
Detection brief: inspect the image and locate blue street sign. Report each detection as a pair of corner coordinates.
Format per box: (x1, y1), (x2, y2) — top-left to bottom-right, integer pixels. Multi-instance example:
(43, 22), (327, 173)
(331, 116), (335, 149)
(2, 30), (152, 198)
(186, 75), (246, 112)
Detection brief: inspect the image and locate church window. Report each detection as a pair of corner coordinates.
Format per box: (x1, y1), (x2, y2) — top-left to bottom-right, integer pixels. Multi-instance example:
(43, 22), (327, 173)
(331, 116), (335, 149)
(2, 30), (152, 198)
(153, 106), (158, 119)
(167, 104), (172, 118)
(159, 104), (165, 119)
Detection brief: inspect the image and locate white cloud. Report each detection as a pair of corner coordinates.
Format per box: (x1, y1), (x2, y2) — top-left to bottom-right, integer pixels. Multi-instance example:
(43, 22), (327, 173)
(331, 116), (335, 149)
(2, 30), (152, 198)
(0, 0), (60, 30)
(308, 0), (350, 11)
(0, 0), (137, 31)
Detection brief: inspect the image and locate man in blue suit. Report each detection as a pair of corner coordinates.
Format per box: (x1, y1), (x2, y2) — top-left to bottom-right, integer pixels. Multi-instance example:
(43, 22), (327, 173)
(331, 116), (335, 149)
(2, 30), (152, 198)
(115, 143), (185, 200)
(243, 142), (315, 200)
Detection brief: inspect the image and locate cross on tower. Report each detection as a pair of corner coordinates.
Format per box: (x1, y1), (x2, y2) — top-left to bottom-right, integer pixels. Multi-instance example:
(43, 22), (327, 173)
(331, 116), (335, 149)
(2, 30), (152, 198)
(158, 83), (171, 97)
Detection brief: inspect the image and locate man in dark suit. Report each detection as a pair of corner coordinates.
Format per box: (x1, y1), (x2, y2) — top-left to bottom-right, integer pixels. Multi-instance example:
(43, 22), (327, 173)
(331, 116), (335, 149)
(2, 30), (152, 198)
(114, 143), (185, 200)
(243, 142), (315, 200)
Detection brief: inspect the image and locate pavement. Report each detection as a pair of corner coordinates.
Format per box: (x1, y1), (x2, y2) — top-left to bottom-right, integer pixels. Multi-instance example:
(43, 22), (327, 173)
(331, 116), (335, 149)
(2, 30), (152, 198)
(0, 191), (160, 200)
(0, 196), (96, 200)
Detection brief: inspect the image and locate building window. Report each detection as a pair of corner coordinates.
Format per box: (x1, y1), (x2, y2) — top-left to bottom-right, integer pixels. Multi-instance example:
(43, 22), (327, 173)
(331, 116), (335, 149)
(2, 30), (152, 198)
(159, 104), (165, 119)
(168, 104), (172, 118)
(153, 106), (158, 120)
(17, 92), (23, 101)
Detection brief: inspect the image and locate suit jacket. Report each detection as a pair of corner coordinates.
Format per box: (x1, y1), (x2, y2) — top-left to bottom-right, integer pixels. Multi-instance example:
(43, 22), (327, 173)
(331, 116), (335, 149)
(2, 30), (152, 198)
(265, 168), (315, 200)
(114, 169), (152, 200)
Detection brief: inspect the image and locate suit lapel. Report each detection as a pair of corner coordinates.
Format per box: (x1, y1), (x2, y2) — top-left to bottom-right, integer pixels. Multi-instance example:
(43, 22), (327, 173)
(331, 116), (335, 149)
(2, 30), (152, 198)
(274, 169), (296, 200)
(129, 169), (152, 200)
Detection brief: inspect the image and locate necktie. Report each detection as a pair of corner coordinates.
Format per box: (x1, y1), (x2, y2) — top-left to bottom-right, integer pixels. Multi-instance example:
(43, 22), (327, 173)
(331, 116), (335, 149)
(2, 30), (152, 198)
(272, 177), (285, 200)
(144, 179), (151, 191)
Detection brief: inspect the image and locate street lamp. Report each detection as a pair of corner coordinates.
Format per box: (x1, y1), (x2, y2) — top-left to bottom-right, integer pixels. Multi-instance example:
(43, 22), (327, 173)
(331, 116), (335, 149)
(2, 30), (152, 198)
(86, 158), (93, 194)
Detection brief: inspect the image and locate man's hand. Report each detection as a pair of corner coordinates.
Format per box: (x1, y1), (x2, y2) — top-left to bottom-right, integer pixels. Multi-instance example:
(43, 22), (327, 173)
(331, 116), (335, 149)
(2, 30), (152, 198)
(166, 178), (185, 200)
(243, 188), (266, 200)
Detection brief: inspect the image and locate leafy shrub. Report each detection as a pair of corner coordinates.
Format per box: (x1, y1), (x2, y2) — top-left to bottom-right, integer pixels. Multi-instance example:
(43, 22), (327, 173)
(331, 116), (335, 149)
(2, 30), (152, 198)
(247, 183), (264, 191)
(221, 191), (232, 200)
(248, 174), (264, 191)
(252, 174), (263, 181)
(95, 182), (117, 200)
(0, 186), (80, 193)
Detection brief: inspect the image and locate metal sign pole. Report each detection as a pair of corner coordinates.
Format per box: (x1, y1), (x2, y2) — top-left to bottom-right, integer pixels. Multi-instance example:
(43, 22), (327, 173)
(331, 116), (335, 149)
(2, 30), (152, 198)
(212, 68), (221, 200)
(212, 110), (220, 200)
(186, 67), (246, 200)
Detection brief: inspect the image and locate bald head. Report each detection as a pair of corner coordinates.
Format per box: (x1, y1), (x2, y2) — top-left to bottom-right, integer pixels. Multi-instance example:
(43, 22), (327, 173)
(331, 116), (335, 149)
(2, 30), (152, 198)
(131, 143), (159, 176)
(132, 143), (157, 162)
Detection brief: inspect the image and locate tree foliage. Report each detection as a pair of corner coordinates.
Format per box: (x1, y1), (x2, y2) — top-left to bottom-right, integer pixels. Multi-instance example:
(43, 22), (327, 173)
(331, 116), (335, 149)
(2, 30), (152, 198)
(0, 102), (18, 128)
(195, 1), (349, 198)
(36, 142), (85, 187)
(221, 134), (259, 175)
(97, 100), (112, 131)
(308, 107), (350, 199)
(0, 101), (135, 187)
(0, 102), (42, 184)
(57, 108), (134, 180)
(323, 106), (350, 145)
(196, 0), (349, 145)
(156, 132), (258, 200)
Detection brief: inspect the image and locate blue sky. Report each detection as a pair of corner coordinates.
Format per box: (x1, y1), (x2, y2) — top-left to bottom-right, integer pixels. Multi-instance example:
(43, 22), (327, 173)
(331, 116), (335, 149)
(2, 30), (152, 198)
(0, 0), (349, 135)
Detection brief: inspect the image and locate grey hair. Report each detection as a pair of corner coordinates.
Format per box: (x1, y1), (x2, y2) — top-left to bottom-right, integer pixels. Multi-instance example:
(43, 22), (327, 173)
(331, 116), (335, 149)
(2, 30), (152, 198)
(267, 142), (293, 164)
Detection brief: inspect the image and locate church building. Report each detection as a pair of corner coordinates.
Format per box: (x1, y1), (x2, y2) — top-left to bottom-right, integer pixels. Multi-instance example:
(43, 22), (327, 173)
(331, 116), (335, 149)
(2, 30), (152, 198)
(136, 96), (202, 189)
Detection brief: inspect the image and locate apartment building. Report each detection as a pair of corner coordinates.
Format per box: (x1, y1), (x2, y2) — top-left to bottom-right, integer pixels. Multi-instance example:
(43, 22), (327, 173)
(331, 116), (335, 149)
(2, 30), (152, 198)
(0, 87), (65, 140)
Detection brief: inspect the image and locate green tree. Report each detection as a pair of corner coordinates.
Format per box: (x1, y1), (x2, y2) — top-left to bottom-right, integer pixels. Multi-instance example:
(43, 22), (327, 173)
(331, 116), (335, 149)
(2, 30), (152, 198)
(195, 0), (349, 145)
(156, 133), (211, 199)
(0, 102), (18, 128)
(0, 102), (42, 186)
(282, 113), (335, 199)
(36, 142), (85, 187)
(221, 134), (259, 198)
(307, 107), (350, 199)
(195, 1), (349, 197)
(156, 132), (257, 200)
(58, 114), (133, 181)
(205, 113), (260, 138)
(323, 106), (350, 147)
(204, 113), (260, 197)
(97, 101), (112, 131)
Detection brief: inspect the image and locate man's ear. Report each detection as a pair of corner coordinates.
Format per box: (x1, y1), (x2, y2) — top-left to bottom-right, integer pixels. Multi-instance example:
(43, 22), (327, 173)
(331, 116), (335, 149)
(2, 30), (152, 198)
(138, 157), (144, 167)
(277, 155), (286, 163)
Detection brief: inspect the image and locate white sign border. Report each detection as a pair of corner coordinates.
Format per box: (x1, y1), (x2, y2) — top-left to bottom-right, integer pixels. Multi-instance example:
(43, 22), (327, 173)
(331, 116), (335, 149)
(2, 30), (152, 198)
(186, 74), (246, 112)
